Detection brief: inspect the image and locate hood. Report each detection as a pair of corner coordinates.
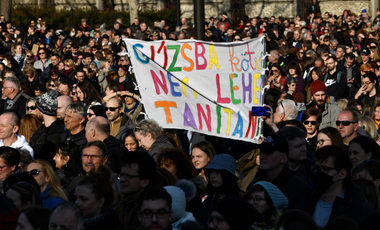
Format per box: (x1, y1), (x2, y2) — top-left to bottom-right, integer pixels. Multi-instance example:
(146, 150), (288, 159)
(172, 212), (196, 230)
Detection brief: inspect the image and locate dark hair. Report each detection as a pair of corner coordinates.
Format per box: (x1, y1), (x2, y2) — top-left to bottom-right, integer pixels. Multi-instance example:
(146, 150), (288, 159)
(302, 40), (312, 50)
(78, 165), (114, 213)
(76, 81), (102, 105)
(347, 99), (364, 111)
(106, 82), (120, 92)
(52, 202), (84, 230)
(271, 63), (286, 76)
(279, 119), (307, 133)
(244, 185), (274, 225)
(22, 207), (51, 230)
(88, 105), (107, 119)
(205, 169), (240, 200)
(157, 148), (194, 180)
(154, 167), (178, 187)
(349, 136), (380, 161)
(191, 141), (216, 164)
(362, 72), (379, 93)
(277, 126), (306, 142)
(121, 151), (157, 184)
(55, 141), (82, 175)
(314, 145), (352, 178)
(352, 159), (380, 180)
(318, 127), (344, 150)
(120, 128), (138, 149)
(137, 185), (172, 211)
(83, 141), (108, 156)
(351, 178), (380, 212)
(0, 146), (20, 167)
(324, 216), (359, 230)
(275, 209), (321, 230)
(286, 61), (301, 75)
(8, 182), (41, 209)
(302, 107), (322, 123)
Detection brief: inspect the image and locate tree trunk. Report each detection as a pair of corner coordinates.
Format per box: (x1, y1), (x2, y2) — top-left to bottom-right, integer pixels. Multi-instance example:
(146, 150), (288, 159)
(129, 0), (139, 26)
(0, 0), (12, 21)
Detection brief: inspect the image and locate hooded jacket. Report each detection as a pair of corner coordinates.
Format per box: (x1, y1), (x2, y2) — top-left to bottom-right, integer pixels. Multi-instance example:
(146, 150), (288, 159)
(0, 135), (34, 157)
(306, 98), (341, 130)
(148, 134), (174, 161)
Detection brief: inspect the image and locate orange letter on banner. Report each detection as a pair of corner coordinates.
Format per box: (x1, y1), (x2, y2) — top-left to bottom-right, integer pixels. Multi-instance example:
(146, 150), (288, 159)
(181, 43), (194, 72)
(155, 101), (177, 123)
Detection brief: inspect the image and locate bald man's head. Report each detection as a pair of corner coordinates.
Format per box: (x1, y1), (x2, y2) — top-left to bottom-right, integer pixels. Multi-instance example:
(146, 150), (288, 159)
(57, 95), (73, 120)
(86, 116), (111, 142)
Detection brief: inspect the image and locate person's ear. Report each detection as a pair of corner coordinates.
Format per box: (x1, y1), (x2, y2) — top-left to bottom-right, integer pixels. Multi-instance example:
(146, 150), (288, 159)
(141, 178), (150, 189)
(102, 155), (108, 165)
(13, 125), (19, 134)
(373, 178), (380, 188)
(97, 197), (105, 208)
(280, 153), (287, 164)
(354, 122), (359, 131)
(338, 168), (347, 180)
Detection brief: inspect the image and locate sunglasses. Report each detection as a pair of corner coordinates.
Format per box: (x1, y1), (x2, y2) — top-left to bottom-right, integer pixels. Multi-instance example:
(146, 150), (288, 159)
(49, 84), (56, 87)
(370, 46), (377, 49)
(27, 106), (37, 110)
(87, 113), (95, 117)
(120, 59), (126, 62)
(105, 107), (120, 111)
(27, 169), (41, 177)
(26, 55), (31, 58)
(336, 120), (356, 126)
(271, 69), (279, 73)
(303, 120), (317, 125)
(66, 46), (71, 49)
(71, 92), (76, 96)
(65, 64), (71, 67)
(39, 52), (45, 55)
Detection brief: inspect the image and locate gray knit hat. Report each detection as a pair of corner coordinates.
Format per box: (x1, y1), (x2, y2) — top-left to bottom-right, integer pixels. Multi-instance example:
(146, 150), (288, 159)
(36, 90), (59, 116)
(254, 181), (288, 209)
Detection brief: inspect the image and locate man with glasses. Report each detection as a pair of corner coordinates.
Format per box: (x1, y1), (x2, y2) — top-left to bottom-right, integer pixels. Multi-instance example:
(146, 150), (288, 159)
(85, 116), (128, 173)
(68, 141), (109, 201)
(0, 111), (33, 157)
(106, 98), (134, 137)
(360, 47), (371, 65)
(336, 109), (358, 151)
(137, 186), (173, 230)
(353, 72), (380, 117)
(306, 80), (341, 129)
(0, 77), (28, 117)
(299, 145), (380, 229)
(116, 151), (156, 230)
(322, 56), (347, 100)
(247, 134), (311, 209)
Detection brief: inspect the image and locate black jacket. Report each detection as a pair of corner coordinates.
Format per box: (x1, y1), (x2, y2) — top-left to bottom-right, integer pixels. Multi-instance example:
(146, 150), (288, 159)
(0, 90), (28, 117)
(148, 134), (174, 161)
(60, 129), (87, 150)
(103, 135), (128, 173)
(298, 179), (380, 230)
(31, 119), (65, 168)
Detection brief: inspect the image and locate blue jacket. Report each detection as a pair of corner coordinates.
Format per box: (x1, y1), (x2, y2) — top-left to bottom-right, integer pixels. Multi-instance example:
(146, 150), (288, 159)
(40, 185), (64, 211)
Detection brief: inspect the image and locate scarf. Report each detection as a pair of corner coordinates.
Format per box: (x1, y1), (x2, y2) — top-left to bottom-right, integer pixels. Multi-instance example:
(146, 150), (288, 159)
(116, 191), (142, 230)
(64, 68), (73, 76)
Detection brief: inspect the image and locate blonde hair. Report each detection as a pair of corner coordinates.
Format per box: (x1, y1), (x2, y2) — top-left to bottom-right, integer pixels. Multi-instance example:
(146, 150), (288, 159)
(64, 59), (76, 70)
(359, 115), (379, 140)
(337, 98), (348, 111)
(31, 159), (68, 201)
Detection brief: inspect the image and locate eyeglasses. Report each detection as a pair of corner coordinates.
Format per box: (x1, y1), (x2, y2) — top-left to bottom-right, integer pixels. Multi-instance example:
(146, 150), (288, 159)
(39, 52), (45, 55)
(2, 87), (12, 90)
(71, 92), (76, 96)
(336, 120), (356, 126)
(87, 113), (95, 117)
(0, 165), (7, 170)
(299, 52), (304, 54)
(311, 165), (336, 174)
(27, 106), (37, 110)
(27, 169), (41, 177)
(290, 84), (298, 87)
(208, 216), (226, 227)
(370, 46), (377, 49)
(139, 209), (170, 219)
(279, 101), (285, 115)
(82, 154), (104, 159)
(66, 46), (71, 49)
(362, 81), (372, 86)
(303, 120), (317, 125)
(105, 106), (120, 111)
(118, 172), (140, 180)
(107, 60), (112, 63)
(247, 196), (266, 204)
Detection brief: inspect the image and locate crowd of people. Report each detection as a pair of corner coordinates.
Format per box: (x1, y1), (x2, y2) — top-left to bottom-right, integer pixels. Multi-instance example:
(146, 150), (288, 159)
(1, 2), (380, 230)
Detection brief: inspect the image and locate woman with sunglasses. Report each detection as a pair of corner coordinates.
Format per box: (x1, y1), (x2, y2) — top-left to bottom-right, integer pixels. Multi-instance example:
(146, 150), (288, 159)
(266, 63), (287, 91)
(302, 108), (321, 153)
(244, 181), (288, 230)
(26, 159), (68, 210)
(285, 77), (304, 103)
(33, 47), (51, 73)
(316, 127), (344, 150)
(87, 105), (107, 121)
(63, 59), (76, 82)
(76, 81), (103, 108)
(46, 79), (60, 92)
(75, 165), (121, 230)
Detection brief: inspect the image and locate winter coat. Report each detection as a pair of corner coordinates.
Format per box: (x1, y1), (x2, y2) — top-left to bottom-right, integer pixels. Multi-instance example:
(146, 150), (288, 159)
(0, 135), (34, 157)
(0, 90), (29, 118)
(148, 134), (174, 161)
(33, 59), (52, 73)
(103, 135), (129, 173)
(306, 99), (342, 130)
(172, 212), (197, 230)
(298, 179), (380, 230)
(84, 209), (121, 230)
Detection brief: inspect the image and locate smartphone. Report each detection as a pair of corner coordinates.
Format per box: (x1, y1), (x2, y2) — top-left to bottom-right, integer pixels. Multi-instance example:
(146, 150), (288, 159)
(251, 106), (270, 117)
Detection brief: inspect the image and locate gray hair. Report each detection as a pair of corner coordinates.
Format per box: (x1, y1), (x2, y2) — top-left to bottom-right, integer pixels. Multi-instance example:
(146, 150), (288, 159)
(305, 50), (317, 59)
(278, 99), (298, 120)
(337, 45), (346, 53)
(66, 102), (87, 120)
(270, 50), (279, 60)
(89, 62), (98, 71)
(330, 38), (338, 44)
(51, 202), (84, 230)
(135, 119), (163, 140)
(5, 77), (20, 91)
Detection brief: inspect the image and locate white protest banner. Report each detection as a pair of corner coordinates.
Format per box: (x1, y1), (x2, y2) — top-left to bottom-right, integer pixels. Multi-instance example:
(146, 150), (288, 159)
(125, 38), (266, 143)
